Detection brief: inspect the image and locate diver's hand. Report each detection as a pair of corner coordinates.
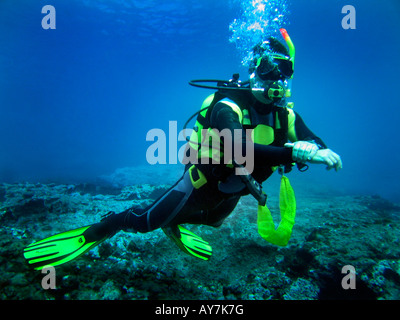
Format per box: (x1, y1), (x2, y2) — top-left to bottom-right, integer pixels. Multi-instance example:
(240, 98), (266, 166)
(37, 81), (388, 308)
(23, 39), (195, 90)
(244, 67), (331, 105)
(284, 141), (319, 164)
(308, 149), (343, 172)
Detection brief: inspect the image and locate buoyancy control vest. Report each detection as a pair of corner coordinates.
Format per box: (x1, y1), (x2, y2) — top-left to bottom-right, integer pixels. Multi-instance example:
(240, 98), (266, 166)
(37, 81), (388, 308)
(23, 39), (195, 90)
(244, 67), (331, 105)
(187, 89), (298, 171)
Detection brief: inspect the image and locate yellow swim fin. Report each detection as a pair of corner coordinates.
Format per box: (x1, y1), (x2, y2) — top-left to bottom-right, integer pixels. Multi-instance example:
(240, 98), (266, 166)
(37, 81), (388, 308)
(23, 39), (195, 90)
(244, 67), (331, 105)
(23, 225), (108, 270)
(163, 225), (212, 261)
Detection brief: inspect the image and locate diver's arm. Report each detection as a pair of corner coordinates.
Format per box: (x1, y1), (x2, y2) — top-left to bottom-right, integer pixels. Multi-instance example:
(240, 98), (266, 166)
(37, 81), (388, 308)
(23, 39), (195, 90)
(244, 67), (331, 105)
(210, 101), (293, 166)
(287, 111), (342, 171)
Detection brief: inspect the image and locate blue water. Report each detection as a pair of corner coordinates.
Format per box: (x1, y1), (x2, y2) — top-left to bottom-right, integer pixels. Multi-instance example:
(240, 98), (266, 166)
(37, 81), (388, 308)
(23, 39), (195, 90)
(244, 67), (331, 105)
(0, 0), (399, 202)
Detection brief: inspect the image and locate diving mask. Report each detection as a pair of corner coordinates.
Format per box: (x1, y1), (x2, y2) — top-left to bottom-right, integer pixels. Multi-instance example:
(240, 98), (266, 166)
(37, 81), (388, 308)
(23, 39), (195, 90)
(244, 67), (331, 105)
(256, 53), (294, 81)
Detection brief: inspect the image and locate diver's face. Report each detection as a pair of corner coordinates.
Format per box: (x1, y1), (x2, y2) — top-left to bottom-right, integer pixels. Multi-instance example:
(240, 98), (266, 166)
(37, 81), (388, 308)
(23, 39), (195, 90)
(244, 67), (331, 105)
(250, 52), (294, 105)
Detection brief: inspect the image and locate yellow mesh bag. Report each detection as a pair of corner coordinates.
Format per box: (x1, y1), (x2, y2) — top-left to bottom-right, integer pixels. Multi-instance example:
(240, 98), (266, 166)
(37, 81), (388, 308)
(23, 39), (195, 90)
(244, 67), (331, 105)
(257, 175), (296, 246)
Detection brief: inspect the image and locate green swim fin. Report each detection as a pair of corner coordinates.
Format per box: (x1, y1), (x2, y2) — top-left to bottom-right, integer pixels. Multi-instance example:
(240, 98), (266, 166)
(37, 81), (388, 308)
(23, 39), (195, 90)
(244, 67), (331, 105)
(24, 219), (117, 270)
(163, 225), (212, 261)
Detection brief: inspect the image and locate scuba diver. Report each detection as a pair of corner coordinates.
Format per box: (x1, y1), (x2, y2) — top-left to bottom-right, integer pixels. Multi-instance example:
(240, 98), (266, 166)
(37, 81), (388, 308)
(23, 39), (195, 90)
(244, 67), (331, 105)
(24, 29), (342, 269)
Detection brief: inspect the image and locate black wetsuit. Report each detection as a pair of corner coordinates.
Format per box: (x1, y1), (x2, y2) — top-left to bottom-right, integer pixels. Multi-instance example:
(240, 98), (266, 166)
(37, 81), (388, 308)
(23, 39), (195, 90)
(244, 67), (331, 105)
(105, 92), (326, 234)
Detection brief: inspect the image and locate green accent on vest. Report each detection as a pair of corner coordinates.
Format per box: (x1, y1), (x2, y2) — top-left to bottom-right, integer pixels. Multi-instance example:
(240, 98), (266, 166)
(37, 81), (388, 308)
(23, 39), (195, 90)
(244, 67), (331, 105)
(188, 91), (291, 162)
(251, 124), (274, 146)
(242, 109), (251, 126)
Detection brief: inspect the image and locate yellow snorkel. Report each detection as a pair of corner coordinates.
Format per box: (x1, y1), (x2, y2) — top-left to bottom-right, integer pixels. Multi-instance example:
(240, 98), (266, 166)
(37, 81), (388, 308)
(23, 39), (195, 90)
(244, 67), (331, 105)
(279, 28), (295, 75)
(279, 28), (295, 100)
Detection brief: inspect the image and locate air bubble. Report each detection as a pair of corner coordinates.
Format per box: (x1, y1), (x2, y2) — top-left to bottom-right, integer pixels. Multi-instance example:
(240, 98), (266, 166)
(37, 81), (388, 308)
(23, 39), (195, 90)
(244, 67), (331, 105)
(229, 0), (290, 68)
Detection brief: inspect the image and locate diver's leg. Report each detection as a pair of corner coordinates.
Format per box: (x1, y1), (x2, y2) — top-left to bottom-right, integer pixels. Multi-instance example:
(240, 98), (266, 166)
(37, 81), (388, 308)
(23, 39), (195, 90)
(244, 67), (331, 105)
(204, 196), (240, 227)
(169, 194), (240, 227)
(102, 170), (194, 233)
